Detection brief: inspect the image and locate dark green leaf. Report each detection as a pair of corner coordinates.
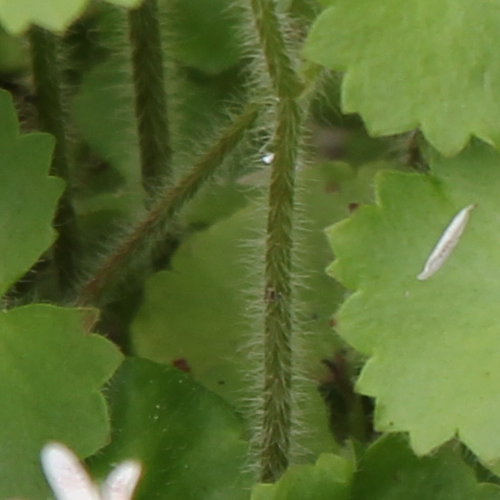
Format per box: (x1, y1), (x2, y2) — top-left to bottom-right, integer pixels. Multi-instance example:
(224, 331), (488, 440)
(90, 357), (251, 499)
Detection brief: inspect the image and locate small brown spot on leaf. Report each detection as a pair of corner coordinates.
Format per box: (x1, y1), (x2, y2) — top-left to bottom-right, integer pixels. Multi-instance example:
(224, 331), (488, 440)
(172, 358), (191, 373)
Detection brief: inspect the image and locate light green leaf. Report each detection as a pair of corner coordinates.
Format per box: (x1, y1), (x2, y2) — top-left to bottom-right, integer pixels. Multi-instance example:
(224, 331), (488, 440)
(327, 141), (500, 469)
(251, 453), (353, 500)
(304, 0), (500, 155)
(0, 304), (123, 499)
(352, 435), (500, 500)
(298, 160), (403, 342)
(0, 0), (144, 33)
(89, 357), (251, 500)
(131, 202), (259, 407)
(0, 90), (64, 297)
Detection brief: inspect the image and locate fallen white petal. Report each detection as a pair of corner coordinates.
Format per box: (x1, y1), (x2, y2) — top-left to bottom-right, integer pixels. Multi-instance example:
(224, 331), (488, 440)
(40, 442), (141, 500)
(417, 204), (476, 280)
(41, 443), (100, 500)
(101, 461), (142, 500)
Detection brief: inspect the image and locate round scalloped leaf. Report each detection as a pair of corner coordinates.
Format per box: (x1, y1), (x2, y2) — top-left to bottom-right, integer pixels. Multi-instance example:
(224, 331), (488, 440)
(0, 304), (123, 499)
(304, 0), (500, 156)
(352, 434), (500, 500)
(0, 0), (143, 34)
(327, 141), (500, 469)
(251, 454), (353, 500)
(89, 357), (251, 499)
(0, 90), (64, 297)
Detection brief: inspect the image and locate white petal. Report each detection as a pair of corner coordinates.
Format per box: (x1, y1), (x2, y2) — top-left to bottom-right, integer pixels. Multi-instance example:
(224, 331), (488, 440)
(41, 443), (100, 500)
(101, 460), (142, 500)
(417, 204), (476, 280)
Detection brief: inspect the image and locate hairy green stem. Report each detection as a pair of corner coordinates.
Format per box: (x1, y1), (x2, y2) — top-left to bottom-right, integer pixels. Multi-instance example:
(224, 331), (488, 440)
(261, 98), (302, 482)
(75, 104), (258, 306)
(128, 0), (171, 192)
(250, 0), (303, 483)
(28, 27), (79, 293)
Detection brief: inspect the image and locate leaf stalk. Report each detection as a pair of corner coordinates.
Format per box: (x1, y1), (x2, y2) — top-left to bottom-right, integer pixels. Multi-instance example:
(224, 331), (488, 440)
(28, 26), (79, 294)
(128, 0), (172, 192)
(75, 104), (258, 306)
(249, 0), (304, 482)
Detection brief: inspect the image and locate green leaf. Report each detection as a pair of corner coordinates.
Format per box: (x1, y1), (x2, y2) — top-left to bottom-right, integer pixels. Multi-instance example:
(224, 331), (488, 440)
(298, 160), (403, 342)
(304, 0), (500, 155)
(89, 357), (251, 499)
(352, 435), (500, 500)
(0, 304), (123, 499)
(131, 203), (258, 403)
(251, 453), (353, 500)
(0, 26), (27, 73)
(0, 90), (64, 296)
(182, 182), (255, 228)
(72, 60), (142, 210)
(0, 0), (144, 33)
(477, 485), (500, 500)
(168, 68), (245, 154)
(327, 141), (500, 469)
(71, 10), (144, 242)
(165, 0), (243, 74)
(295, 160), (406, 447)
(73, 62), (137, 177)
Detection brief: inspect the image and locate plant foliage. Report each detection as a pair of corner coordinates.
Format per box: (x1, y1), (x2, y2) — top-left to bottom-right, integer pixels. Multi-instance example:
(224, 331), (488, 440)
(1, 0), (500, 498)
